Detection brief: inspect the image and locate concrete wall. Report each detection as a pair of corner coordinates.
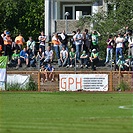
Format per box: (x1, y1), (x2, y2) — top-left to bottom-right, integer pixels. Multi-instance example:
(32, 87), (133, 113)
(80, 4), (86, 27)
(56, 20), (91, 34)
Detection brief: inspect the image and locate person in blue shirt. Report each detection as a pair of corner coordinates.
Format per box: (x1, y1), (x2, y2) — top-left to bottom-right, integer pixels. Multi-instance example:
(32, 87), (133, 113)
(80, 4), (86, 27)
(16, 47), (29, 68)
(44, 63), (55, 82)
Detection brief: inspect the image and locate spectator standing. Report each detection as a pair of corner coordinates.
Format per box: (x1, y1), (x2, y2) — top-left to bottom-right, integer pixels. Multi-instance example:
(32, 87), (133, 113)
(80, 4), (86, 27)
(3, 31), (12, 61)
(70, 31), (76, 50)
(115, 33), (124, 62)
(38, 31), (47, 52)
(82, 29), (92, 55)
(15, 33), (25, 52)
(91, 30), (100, 51)
(52, 33), (61, 63)
(59, 30), (69, 51)
(128, 31), (133, 58)
(27, 36), (36, 54)
(0, 35), (3, 56)
(105, 35), (115, 64)
(89, 49), (99, 71)
(73, 29), (83, 62)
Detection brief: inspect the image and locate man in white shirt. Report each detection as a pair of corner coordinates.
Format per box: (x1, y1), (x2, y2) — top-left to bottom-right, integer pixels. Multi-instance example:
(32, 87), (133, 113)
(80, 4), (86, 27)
(73, 29), (83, 62)
(115, 33), (124, 62)
(44, 46), (53, 63)
(59, 46), (68, 67)
(128, 31), (133, 58)
(38, 31), (47, 52)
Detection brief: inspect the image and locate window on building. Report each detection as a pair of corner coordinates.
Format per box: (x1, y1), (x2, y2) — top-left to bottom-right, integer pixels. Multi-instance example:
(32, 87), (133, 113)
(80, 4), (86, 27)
(65, 7), (73, 19)
(63, 5), (91, 20)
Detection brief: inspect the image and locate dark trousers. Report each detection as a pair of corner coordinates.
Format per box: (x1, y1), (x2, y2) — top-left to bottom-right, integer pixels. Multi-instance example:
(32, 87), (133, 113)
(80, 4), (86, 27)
(4, 45), (12, 61)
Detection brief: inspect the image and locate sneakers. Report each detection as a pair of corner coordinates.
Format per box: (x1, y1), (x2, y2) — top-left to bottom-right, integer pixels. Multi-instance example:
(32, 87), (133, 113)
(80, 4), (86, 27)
(80, 65), (83, 68)
(16, 65), (19, 69)
(85, 65), (88, 68)
(70, 65), (73, 68)
(66, 65), (69, 68)
(45, 79), (48, 82)
(51, 79), (54, 82)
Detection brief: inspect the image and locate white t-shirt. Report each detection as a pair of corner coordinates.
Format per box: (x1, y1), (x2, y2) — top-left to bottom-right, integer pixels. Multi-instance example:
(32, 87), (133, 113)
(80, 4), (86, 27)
(73, 33), (82, 45)
(116, 37), (124, 48)
(45, 50), (53, 59)
(60, 50), (68, 59)
(38, 35), (47, 46)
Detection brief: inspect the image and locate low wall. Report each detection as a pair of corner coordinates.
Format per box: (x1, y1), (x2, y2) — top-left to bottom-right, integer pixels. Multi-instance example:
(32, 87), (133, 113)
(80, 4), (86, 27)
(7, 71), (133, 92)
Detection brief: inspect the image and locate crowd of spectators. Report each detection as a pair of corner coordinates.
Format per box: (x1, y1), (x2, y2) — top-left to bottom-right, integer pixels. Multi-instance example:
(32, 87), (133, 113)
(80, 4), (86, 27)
(0, 27), (133, 81)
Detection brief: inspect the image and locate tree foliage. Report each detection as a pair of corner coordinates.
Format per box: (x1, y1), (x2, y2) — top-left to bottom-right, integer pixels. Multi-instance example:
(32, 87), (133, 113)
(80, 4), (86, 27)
(77, 0), (133, 58)
(0, 0), (44, 40)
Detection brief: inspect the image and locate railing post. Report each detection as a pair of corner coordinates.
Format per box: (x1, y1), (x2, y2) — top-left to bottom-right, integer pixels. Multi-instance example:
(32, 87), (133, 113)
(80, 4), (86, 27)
(38, 71), (41, 92)
(109, 71), (113, 91)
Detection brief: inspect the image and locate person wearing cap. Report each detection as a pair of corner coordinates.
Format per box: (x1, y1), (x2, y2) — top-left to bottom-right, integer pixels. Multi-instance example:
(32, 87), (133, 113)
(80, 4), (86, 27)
(115, 55), (125, 71)
(3, 31), (12, 61)
(80, 50), (89, 68)
(89, 49), (99, 70)
(124, 56), (133, 71)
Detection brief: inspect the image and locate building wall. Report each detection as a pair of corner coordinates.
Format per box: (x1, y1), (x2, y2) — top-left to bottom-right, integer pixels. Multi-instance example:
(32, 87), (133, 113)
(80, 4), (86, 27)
(56, 20), (92, 34)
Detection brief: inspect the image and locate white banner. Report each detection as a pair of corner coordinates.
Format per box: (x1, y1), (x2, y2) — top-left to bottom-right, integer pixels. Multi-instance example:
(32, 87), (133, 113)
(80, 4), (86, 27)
(59, 74), (108, 91)
(7, 74), (30, 88)
(0, 69), (6, 82)
(0, 81), (5, 91)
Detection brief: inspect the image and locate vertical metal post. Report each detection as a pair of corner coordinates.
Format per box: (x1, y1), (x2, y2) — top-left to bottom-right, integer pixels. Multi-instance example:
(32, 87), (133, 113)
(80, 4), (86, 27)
(65, 15), (68, 34)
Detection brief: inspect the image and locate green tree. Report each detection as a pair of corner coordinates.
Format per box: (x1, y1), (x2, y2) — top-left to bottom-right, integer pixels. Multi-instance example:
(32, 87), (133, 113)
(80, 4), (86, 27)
(77, 0), (133, 58)
(0, 0), (44, 41)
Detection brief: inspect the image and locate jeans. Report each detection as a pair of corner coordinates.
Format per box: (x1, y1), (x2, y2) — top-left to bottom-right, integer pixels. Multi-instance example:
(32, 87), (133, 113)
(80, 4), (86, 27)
(53, 46), (60, 59)
(105, 48), (113, 63)
(76, 44), (82, 60)
(116, 47), (123, 62)
(128, 47), (133, 58)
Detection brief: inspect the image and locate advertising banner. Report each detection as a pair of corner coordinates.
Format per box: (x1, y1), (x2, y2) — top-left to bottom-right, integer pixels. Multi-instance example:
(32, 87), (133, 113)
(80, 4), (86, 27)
(0, 56), (8, 90)
(59, 74), (108, 91)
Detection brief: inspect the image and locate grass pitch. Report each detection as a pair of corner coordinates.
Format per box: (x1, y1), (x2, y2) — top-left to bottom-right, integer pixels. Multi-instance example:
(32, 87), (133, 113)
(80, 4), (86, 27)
(0, 92), (132, 133)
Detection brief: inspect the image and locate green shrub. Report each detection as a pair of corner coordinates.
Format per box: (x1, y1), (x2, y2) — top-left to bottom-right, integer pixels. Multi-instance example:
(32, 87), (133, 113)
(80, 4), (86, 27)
(116, 81), (131, 91)
(6, 77), (37, 91)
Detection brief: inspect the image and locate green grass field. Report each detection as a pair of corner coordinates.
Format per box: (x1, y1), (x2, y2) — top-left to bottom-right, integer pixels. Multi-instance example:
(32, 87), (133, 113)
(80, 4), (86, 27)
(0, 92), (132, 133)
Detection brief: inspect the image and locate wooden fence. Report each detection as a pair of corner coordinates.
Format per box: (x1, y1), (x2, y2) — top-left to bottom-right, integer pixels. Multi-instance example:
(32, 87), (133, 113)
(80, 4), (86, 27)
(7, 71), (133, 92)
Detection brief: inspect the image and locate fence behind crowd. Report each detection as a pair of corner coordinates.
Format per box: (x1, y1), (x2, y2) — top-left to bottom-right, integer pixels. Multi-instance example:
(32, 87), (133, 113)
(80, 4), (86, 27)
(6, 71), (133, 92)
